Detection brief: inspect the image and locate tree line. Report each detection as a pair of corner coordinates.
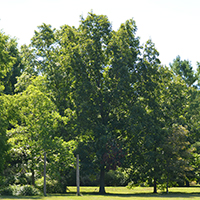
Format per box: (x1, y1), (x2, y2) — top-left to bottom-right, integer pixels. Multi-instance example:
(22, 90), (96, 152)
(0, 12), (200, 194)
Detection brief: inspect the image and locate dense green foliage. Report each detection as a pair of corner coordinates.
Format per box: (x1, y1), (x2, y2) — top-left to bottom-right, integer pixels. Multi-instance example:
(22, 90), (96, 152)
(0, 12), (200, 195)
(0, 184), (41, 196)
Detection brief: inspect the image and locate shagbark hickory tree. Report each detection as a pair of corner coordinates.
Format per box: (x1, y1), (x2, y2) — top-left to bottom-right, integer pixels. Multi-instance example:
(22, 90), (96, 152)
(72, 13), (141, 194)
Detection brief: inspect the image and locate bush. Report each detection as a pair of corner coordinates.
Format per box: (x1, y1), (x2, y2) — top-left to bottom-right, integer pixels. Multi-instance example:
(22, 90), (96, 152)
(80, 174), (98, 186)
(0, 186), (13, 196)
(105, 170), (128, 186)
(19, 185), (41, 196)
(36, 178), (64, 193)
(0, 185), (41, 196)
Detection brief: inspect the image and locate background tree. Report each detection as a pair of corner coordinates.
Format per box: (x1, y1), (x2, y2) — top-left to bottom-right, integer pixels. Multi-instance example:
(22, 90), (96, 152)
(126, 39), (164, 193)
(170, 55), (197, 87)
(170, 56), (200, 185)
(126, 41), (191, 193)
(17, 24), (76, 141)
(162, 125), (194, 193)
(0, 31), (16, 92)
(0, 31), (16, 176)
(1, 38), (24, 94)
(30, 23), (74, 117)
(0, 95), (10, 175)
(5, 81), (75, 191)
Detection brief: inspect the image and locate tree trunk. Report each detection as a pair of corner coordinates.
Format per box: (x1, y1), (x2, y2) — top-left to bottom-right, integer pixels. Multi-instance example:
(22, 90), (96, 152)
(99, 168), (106, 194)
(61, 183), (67, 194)
(186, 180), (190, 187)
(44, 152), (47, 196)
(153, 178), (157, 193)
(166, 174), (169, 193)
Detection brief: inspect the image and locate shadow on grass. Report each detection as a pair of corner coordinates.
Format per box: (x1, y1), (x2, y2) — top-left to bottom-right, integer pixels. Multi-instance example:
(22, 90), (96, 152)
(2, 188), (200, 199)
(2, 193), (200, 199)
(106, 192), (200, 198)
(51, 191), (200, 198)
(0, 196), (43, 199)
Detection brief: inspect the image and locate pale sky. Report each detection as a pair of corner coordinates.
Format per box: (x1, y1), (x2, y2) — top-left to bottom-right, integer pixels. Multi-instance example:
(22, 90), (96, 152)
(0, 0), (199, 68)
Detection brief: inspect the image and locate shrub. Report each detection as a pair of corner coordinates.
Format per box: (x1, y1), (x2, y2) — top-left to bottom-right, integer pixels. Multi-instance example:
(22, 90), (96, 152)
(105, 170), (128, 186)
(0, 185), (41, 196)
(36, 178), (64, 193)
(0, 186), (13, 196)
(19, 185), (41, 196)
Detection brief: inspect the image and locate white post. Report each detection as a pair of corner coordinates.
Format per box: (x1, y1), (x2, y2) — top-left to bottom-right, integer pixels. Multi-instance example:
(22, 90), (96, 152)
(76, 154), (80, 196)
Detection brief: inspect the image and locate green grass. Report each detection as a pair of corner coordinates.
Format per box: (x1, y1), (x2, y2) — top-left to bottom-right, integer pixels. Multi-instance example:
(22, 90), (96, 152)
(1, 186), (200, 200)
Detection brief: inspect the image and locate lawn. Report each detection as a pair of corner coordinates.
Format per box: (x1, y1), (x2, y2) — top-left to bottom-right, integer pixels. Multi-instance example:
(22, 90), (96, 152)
(1, 186), (200, 200)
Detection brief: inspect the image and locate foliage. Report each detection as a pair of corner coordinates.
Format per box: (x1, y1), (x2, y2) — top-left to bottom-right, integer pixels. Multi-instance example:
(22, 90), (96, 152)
(104, 169), (129, 186)
(0, 185), (41, 196)
(102, 139), (126, 171)
(161, 125), (194, 191)
(170, 55), (197, 87)
(36, 178), (64, 193)
(0, 95), (10, 173)
(45, 139), (76, 193)
(3, 80), (75, 190)
(0, 32), (18, 174)
(1, 12), (200, 195)
(0, 32), (16, 92)
(126, 41), (192, 193)
(71, 12), (141, 194)
(0, 185), (13, 196)
(2, 38), (24, 94)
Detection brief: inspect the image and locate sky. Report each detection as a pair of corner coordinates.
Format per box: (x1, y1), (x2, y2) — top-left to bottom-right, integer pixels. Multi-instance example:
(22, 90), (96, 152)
(0, 0), (200, 68)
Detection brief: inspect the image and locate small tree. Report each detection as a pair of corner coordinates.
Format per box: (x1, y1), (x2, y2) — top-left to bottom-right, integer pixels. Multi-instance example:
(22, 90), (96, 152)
(162, 125), (194, 192)
(7, 82), (74, 193)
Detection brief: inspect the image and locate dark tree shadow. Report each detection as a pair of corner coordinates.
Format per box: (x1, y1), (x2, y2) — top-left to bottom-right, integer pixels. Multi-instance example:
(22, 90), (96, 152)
(53, 190), (200, 198)
(0, 196), (42, 199)
(2, 189), (200, 199)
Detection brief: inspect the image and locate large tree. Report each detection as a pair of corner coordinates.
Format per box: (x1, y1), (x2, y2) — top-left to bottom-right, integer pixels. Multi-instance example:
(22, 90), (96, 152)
(0, 31), (16, 174)
(72, 13), (140, 194)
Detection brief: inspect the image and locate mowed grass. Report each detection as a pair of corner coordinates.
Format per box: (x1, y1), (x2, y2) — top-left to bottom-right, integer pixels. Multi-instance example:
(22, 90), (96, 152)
(1, 186), (200, 200)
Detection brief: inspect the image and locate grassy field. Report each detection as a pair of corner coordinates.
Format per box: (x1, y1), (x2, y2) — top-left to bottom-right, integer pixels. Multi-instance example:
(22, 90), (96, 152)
(1, 186), (200, 200)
